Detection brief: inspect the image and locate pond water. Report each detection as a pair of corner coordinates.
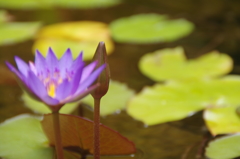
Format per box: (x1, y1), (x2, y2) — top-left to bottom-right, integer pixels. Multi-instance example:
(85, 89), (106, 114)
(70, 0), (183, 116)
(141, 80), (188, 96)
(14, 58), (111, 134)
(1, 0), (240, 158)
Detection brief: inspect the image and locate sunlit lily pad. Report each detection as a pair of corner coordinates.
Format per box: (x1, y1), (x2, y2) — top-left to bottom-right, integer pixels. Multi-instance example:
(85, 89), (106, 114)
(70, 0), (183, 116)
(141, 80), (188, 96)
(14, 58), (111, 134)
(0, 22), (41, 45)
(22, 92), (80, 114)
(0, 0), (120, 9)
(0, 114), (53, 159)
(110, 14), (194, 43)
(204, 104), (240, 135)
(0, 10), (9, 23)
(139, 47), (232, 81)
(33, 21), (114, 60)
(205, 133), (240, 159)
(127, 76), (240, 126)
(55, 0), (122, 9)
(82, 80), (135, 116)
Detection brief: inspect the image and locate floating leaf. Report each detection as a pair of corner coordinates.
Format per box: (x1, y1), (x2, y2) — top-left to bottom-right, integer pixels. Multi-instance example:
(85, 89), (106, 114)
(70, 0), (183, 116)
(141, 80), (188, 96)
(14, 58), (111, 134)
(0, 0), (120, 9)
(205, 133), (240, 159)
(204, 104), (240, 135)
(110, 14), (194, 43)
(21, 92), (80, 114)
(139, 47), (232, 81)
(82, 80), (135, 116)
(41, 113), (136, 155)
(33, 21), (114, 60)
(0, 10), (9, 23)
(55, 0), (122, 9)
(127, 76), (240, 126)
(0, 22), (41, 45)
(0, 114), (53, 159)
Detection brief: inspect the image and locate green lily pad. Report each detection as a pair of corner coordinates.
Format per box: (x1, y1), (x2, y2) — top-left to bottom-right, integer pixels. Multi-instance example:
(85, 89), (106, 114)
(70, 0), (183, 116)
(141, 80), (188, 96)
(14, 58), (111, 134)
(0, 0), (120, 9)
(139, 47), (232, 81)
(0, 10), (9, 23)
(110, 14), (194, 44)
(204, 104), (240, 135)
(127, 76), (240, 126)
(205, 133), (240, 159)
(33, 21), (114, 60)
(82, 80), (135, 116)
(55, 0), (121, 9)
(0, 114), (53, 159)
(22, 92), (80, 114)
(0, 22), (41, 45)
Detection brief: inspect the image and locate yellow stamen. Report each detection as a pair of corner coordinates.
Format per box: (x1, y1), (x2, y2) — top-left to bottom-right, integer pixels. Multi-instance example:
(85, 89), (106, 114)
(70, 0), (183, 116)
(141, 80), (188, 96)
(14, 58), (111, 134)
(48, 83), (56, 97)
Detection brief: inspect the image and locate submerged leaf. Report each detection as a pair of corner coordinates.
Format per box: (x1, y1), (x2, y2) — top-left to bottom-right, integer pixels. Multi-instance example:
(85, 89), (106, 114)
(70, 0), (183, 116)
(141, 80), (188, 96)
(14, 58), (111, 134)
(0, 114), (53, 159)
(127, 76), (240, 126)
(82, 80), (135, 116)
(21, 92), (80, 114)
(110, 14), (194, 43)
(41, 113), (136, 155)
(139, 47), (232, 81)
(33, 21), (114, 60)
(0, 22), (41, 45)
(205, 133), (240, 159)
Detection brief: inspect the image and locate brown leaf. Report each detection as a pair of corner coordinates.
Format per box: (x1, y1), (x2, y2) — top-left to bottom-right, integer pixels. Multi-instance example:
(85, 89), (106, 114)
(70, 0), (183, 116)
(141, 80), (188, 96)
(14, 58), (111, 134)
(41, 114), (136, 156)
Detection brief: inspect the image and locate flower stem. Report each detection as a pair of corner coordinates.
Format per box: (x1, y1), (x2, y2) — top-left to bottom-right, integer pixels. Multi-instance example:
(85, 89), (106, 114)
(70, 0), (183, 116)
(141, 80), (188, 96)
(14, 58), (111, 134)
(93, 98), (101, 159)
(52, 110), (64, 159)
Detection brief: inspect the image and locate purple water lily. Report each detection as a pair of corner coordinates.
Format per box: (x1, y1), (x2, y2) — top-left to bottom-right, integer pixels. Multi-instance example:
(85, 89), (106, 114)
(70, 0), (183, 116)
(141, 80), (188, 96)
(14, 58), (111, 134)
(6, 48), (105, 110)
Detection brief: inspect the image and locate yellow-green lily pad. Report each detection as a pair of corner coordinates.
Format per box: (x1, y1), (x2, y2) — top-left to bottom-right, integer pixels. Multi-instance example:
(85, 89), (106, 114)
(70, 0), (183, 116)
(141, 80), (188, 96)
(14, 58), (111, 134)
(127, 76), (240, 126)
(204, 104), (240, 135)
(139, 47), (232, 81)
(110, 14), (194, 43)
(0, 114), (53, 159)
(0, 10), (9, 23)
(0, 22), (41, 45)
(22, 92), (80, 114)
(0, 0), (120, 9)
(82, 80), (135, 116)
(33, 21), (114, 60)
(205, 133), (240, 159)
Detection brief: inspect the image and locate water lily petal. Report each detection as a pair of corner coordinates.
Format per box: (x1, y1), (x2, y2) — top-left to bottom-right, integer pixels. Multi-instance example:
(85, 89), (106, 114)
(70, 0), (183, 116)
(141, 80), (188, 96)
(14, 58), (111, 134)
(80, 61), (97, 83)
(46, 48), (59, 73)
(76, 64), (106, 94)
(35, 50), (46, 74)
(67, 83), (100, 103)
(27, 71), (48, 99)
(55, 79), (72, 100)
(70, 64), (84, 94)
(59, 48), (73, 77)
(71, 51), (83, 71)
(14, 56), (30, 77)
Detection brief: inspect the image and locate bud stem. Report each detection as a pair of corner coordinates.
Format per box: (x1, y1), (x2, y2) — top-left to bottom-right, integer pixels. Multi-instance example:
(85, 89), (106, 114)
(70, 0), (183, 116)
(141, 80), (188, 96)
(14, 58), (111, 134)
(93, 98), (101, 159)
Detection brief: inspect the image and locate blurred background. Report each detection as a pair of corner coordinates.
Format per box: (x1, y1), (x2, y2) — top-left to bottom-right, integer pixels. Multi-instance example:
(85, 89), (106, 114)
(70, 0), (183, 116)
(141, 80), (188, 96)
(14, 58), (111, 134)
(1, 0), (240, 158)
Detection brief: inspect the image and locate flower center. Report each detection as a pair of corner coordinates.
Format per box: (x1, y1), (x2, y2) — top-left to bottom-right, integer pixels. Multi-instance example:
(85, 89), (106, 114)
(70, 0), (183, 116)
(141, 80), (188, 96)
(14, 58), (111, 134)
(47, 82), (56, 97)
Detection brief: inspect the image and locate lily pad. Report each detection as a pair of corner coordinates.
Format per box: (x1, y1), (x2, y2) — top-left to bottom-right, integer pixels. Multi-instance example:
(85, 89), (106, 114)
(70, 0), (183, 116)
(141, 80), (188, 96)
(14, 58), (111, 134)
(205, 133), (240, 159)
(22, 92), (80, 114)
(204, 104), (240, 135)
(33, 21), (114, 60)
(110, 14), (194, 43)
(55, 0), (122, 9)
(42, 113), (136, 155)
(0, 114), (53, 159)
(82, 80), (135, 116)
(139, 47), (232, 81)
(127, 76), (240, 126)
(0, 22), (41, 45)
(0, 10), (9, 23)
(0, 0), (120, 9)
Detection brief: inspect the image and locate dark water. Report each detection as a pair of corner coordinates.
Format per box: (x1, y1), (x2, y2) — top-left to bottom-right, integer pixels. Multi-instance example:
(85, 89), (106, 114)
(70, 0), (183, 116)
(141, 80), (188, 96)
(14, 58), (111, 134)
(1, 0), (240, 158)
